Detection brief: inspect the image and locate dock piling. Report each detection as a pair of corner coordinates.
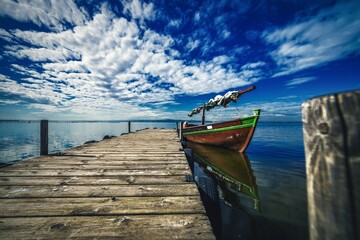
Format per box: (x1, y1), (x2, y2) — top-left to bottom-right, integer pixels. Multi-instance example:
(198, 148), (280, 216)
(179, 122), (184, 141)
(302, 90), (360, 240)
(40, 120), (48, 155)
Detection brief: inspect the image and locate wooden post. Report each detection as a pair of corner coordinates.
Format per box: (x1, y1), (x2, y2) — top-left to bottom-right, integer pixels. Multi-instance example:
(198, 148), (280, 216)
(302, 90), (360, 240)
(40, 120), (48, 155)
(179, 122), (183, 141)
(176, 122), (179, 137)
(201, 104), (205, 125)
(128, 121), (131, 133)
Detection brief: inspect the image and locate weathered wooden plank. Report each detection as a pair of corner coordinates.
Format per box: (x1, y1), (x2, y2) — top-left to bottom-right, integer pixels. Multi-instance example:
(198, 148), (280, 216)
(96, 156), (186, 160)
(0, 196), (204, 217)
(64, 150), (186, 156)
(0, 169), (189, 177)
(68, 143), (181, 149)
(0, 184), (198, 198)
(0, 215), (215, 240)
(5, 163), (189, 170)
(82, 143), (180, 146)
(15, 160), (186, 165)
(64, 153), (185, 157)
(302, 90), (360, 240)
(0, 176), (189, 186)
(14, 156), (186, 163)
(66, 145), (182, 150)
(64, 147), (182, 151)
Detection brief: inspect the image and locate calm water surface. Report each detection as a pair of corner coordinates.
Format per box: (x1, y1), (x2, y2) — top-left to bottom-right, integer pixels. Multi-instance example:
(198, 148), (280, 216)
(187, 122), (308, 240)
(0, 121), (307, 239)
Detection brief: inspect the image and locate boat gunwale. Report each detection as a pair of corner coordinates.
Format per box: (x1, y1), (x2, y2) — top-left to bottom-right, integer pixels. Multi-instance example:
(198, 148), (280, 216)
(183, 122), (255, 136)
(183, 110), (260, 130)
(183, 112), (260, 136)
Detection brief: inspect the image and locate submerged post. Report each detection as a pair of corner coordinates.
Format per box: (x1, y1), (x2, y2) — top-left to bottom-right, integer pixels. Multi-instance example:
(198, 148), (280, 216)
(40, 120), (48, 155)
(302, 90), (360, 240)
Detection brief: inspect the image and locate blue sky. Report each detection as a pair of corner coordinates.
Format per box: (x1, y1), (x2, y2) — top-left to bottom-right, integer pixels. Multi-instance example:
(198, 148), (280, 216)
(0, 0), (359, 121)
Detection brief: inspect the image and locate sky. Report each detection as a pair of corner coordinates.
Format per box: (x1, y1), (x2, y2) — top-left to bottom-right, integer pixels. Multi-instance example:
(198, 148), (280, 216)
(0, 0), (359, 122)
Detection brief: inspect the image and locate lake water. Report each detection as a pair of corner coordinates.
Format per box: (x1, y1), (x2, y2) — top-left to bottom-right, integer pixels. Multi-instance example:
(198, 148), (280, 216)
(186, 122), (308, 240)
(0, 121), (307, 239)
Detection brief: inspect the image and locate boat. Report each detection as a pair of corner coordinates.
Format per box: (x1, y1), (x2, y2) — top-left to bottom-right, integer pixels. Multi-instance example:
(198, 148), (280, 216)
(186, 141), (260, 211)
(182, 86), (260, 152)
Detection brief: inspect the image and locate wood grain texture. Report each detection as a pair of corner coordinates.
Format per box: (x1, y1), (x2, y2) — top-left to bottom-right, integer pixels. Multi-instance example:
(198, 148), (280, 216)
(302, 90), (360, 240)
(0, 196), (204, 217)
(0, 129), (214, 239)
(5, 163), (189, 170)
(0, 176), (188, 186)
(0, 169), (190, 177)
(0, 184), (198, 198)
(0, 215), (214, 240)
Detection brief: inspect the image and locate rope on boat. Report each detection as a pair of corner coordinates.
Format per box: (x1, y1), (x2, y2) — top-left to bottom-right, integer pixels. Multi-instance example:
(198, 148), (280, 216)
(188, 91), (241, 117)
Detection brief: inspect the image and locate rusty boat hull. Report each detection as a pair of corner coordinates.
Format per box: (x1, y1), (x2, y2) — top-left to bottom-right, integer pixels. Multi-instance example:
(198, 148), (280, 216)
(182, 109), (260, 152)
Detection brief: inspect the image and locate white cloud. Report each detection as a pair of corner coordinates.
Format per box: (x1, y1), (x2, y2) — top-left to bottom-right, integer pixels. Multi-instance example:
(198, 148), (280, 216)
(6, 47), (79, 62)
(241, 62), (266, 70)
(286, 77), (316, 87)
(0, 99), (21, 105)
(263, 1), (360, 76)
(194, 12), (200, 22)
(0, 28), (13, 42)
(248, 101), (301, 121)
(0, 2), (264, 119)
(221, 29), (231, 39)
(0, 73), (11, 81)
(0, 0), (87, 31)
(185, 39), (200, 52)
(42, 61), (88, 73)
(277, 95), (298, 100)
(122, 0), (155, 22)
(214, 15), (231, 40)
(167, 19), (182, 28)
(212, 55), (231, 65)
(0, 76), (64, 104)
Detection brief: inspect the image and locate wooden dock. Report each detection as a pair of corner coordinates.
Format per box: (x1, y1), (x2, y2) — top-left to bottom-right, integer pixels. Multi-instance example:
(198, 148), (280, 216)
(0, 129), (215, 239)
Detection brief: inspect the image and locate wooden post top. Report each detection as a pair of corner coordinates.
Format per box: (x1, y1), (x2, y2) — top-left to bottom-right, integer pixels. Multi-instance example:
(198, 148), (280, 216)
(302, 90), (360, 240)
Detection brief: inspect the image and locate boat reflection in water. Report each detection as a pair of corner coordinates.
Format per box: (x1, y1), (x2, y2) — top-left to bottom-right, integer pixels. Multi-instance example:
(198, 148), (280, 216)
(184, 141), (260, 239)
(186, 141), (260, 212)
